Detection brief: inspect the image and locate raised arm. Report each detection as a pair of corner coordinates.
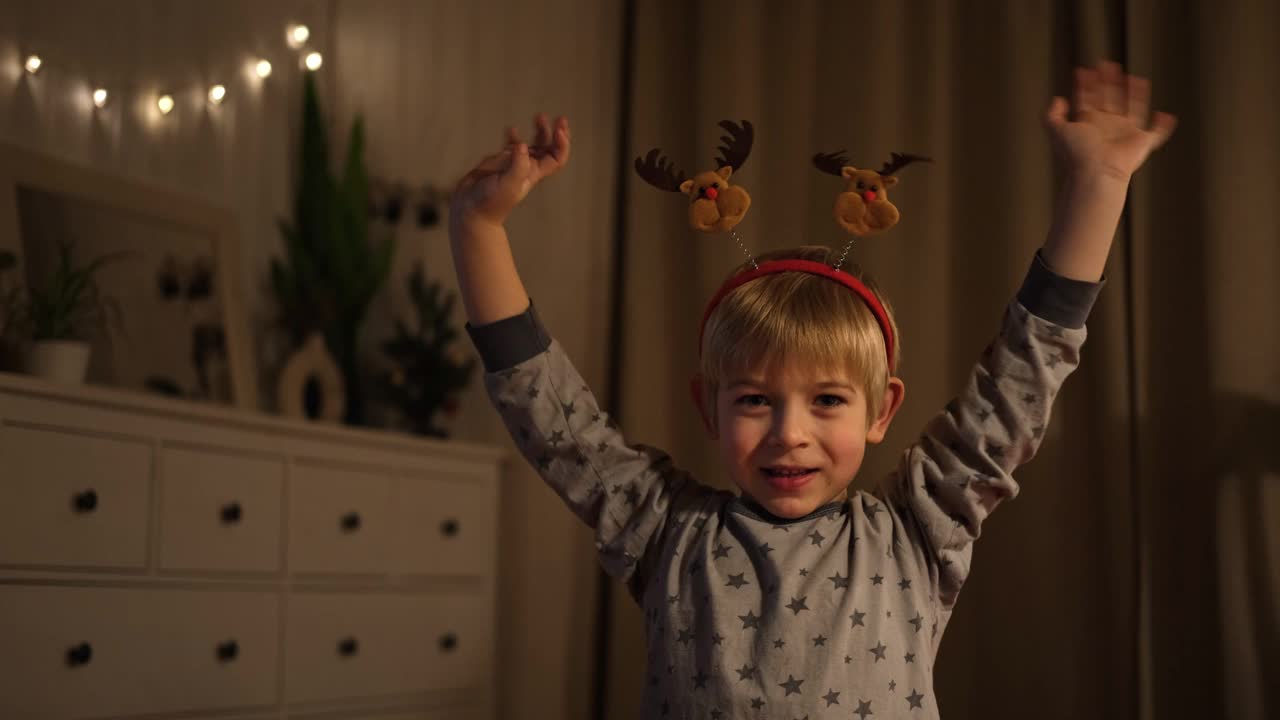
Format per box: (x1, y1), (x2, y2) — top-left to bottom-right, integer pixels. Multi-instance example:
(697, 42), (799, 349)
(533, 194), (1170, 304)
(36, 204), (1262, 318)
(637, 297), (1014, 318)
(880, 61), (1176, 614)
(449, 112), (570, 325)
(451, 114), (712, 599)
(1040, 60), (1177, 280)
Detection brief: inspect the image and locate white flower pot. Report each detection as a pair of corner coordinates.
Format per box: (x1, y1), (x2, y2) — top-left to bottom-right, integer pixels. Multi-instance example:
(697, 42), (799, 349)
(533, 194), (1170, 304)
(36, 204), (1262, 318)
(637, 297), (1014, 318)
(26, 340), (92, 384)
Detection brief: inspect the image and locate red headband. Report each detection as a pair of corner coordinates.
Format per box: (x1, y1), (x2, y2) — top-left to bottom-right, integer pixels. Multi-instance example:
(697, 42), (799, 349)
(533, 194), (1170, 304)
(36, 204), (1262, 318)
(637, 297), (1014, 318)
(697, 259), (895, 369)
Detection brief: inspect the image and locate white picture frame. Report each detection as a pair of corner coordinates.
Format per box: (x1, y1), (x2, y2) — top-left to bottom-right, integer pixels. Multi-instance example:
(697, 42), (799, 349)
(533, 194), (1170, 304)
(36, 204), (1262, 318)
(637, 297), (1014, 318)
(0, 142), (260, 412)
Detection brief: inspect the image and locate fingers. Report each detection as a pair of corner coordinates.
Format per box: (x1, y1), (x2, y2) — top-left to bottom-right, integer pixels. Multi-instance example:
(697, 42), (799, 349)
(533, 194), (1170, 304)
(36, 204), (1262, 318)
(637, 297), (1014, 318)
(476, 114), (571, 192)
(547, 116), (571, 167)
(1044, 96), (1069, 130)
(1127, 74), (1150, 123)
(500, 142), (533, 195)
(533, 112), (552, 148)
(1098, 60), (1123, 114)
(530, 116), (571, 181)
(1074, 66), (1098, 116)
(1147, 111), (1178, 147)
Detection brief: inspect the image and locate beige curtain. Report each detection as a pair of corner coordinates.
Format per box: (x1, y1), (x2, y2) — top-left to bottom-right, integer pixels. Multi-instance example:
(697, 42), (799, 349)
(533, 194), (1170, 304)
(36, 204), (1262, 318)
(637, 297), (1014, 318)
(604, 1), (1279, 718)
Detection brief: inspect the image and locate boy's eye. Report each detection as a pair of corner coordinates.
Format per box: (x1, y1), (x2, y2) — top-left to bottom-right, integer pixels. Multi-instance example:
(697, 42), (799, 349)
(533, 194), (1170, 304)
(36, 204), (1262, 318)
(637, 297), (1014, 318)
(735, 394), (768, 407)
(816, 394), (846, 408)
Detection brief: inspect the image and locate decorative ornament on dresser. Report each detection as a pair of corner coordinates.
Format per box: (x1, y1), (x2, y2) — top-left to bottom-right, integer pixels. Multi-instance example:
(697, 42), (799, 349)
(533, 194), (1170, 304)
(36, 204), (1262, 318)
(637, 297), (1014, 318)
(276, 332), (346, 423)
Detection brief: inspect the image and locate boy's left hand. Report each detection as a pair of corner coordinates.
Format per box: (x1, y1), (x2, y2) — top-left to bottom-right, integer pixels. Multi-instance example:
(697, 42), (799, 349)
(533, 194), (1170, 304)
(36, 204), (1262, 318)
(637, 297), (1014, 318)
(1044, 60), (1178, 181)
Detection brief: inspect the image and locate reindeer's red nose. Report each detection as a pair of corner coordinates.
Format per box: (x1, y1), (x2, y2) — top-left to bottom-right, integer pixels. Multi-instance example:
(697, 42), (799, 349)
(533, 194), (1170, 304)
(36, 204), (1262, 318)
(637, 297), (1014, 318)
(862, 190), (876, 203)
(705, 186), (719, 201)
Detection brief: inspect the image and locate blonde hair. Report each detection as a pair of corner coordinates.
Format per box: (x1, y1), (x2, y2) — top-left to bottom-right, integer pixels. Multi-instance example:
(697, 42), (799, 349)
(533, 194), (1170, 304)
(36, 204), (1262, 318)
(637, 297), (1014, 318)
(699, 245), (901, 426)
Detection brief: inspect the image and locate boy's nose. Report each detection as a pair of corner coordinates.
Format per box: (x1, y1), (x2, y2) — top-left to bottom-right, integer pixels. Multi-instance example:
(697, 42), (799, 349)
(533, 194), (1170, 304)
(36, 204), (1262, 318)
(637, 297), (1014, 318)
(767, 410), (810, 447)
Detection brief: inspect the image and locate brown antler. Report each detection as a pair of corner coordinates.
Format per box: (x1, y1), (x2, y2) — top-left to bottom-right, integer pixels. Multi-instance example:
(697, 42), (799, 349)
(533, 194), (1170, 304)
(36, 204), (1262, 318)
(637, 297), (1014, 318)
(634, 148), (688, 193)
(876, 152), (932, 176)
(714, 120), (754, 172)
(812, 150), (852, 177)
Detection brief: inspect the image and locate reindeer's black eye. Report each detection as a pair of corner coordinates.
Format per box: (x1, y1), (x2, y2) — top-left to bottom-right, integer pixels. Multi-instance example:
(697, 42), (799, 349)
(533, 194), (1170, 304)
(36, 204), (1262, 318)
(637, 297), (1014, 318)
(871, 185), (879, 192)
(856, 181), (865, 190)
(713, 183), (720, 190)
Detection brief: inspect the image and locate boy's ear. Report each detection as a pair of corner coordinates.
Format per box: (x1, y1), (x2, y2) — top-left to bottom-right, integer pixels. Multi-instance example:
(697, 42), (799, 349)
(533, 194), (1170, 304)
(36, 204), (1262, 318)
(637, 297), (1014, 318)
(690, 374), (716, 439)
(866, 377), (906, 444)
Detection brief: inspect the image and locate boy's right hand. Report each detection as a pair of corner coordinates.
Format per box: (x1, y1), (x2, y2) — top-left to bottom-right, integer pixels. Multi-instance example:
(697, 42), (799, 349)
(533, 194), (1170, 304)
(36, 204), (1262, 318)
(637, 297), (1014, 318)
(451, 113), (571, 228)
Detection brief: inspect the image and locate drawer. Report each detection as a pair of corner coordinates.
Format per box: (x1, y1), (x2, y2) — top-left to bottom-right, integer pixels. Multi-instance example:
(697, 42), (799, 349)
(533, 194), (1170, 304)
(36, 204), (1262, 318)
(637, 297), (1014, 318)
(289, 464), (393, 574)
(284, 592), (491, 704)
(0, 423), (151, 568)
(159, 447), (285, 573)
(0, 585), (279, 718)
(390, 473), (496, 577)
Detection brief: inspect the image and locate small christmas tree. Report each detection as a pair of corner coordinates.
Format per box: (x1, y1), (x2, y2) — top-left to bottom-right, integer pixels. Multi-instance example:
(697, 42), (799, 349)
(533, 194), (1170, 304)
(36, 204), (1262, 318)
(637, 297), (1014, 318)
(377, 262), (475, 437)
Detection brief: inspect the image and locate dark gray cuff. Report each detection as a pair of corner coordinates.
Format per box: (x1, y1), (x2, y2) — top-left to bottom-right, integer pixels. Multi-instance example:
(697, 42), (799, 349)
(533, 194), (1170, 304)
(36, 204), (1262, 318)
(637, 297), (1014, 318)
(465, 300), (552, 372)
(1016, 251), (1106, 329)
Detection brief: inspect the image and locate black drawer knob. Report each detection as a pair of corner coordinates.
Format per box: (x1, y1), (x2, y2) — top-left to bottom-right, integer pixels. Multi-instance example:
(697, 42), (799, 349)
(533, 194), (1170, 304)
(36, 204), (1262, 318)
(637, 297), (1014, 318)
(216, 640), (239, 662)
(337, 636), (359, 657)
(220, 502), (243, 525)
(441, 518), (460, 537)
(439, 633), (458, 652)
(66, 642), (93, 667)
(72, 490), (98, 513)
(340, 511), (361, 532)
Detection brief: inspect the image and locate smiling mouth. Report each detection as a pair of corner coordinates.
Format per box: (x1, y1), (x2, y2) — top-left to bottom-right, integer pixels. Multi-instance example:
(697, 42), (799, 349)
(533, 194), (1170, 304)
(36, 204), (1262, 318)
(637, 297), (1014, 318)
(761, 467), (818, 490)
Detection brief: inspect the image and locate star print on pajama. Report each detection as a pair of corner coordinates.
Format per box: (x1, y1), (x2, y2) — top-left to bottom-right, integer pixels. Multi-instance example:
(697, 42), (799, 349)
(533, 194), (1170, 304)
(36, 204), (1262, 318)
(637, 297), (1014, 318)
(467, 251), (1102, 718)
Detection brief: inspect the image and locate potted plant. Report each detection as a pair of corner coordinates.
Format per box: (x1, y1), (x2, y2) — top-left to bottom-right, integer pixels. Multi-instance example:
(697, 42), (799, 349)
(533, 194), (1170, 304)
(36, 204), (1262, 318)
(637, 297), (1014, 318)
(375, 262), (475, 438)
(19, 241), (126, 384)
(271, 72), (395, 426)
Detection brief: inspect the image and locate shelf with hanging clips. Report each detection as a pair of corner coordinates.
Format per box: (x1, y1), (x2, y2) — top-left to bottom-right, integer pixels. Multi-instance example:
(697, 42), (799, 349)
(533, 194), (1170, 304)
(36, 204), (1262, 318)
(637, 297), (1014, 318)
(368, 178), (451, 229)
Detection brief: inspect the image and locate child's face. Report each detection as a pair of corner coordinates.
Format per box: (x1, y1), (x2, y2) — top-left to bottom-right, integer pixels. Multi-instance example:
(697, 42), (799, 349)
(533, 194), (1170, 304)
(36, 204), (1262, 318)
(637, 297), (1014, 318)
(712, 360), (904, 519)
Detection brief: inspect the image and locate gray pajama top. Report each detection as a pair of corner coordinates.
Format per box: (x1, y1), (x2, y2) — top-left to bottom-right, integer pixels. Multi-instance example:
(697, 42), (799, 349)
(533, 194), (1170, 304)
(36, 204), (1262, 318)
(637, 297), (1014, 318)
(466, 252), (1102, 719)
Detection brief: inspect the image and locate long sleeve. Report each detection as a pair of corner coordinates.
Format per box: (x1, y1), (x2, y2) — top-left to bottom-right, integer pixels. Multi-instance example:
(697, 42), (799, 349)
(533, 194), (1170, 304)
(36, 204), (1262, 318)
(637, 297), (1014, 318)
(466, 302), (711, 598)
(876, 251), (1104, 611)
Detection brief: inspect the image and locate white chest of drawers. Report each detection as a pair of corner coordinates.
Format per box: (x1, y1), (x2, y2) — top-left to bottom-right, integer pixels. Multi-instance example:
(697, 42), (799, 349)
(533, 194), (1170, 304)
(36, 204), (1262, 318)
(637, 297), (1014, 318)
(0, 371), (503, 720)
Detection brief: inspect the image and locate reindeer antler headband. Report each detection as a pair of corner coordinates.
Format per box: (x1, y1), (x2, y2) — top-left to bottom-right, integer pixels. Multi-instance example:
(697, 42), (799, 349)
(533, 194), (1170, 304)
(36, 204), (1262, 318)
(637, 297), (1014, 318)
(634, 122), (931, 370)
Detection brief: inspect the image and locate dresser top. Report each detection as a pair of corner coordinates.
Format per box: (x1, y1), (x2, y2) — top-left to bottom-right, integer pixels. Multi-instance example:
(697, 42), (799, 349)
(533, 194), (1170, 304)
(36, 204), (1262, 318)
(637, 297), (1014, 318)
(0, 371), (505, 464)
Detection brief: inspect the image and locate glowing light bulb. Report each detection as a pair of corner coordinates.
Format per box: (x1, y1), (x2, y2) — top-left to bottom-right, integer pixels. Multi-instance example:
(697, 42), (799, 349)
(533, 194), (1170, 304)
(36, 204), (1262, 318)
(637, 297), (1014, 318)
(208, 84), (227, 105)
(304, 51), (323, 71)
(157, 94), (175, 115)
(92, 88), (108, 108)
(255, 59), (272, 78)
(287, 24), (310, 49)
(24, 55), (42, 74)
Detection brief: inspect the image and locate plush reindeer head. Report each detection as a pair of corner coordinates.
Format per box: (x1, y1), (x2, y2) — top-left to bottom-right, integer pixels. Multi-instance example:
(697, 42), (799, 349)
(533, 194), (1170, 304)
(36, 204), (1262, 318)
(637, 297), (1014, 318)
(813, 151), (930, 236)
(635, 120), (754, 233)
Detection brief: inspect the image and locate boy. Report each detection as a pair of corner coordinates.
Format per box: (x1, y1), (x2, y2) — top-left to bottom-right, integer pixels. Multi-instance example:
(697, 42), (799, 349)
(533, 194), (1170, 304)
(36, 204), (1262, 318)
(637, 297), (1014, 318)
(449, 60), (1174, 718)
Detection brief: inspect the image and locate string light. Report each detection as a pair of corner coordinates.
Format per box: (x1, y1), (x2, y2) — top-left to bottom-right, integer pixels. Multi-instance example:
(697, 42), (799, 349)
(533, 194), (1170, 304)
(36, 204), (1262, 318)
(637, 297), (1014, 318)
(286, 24), (310, 49)
(17, 23), (321, 119)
